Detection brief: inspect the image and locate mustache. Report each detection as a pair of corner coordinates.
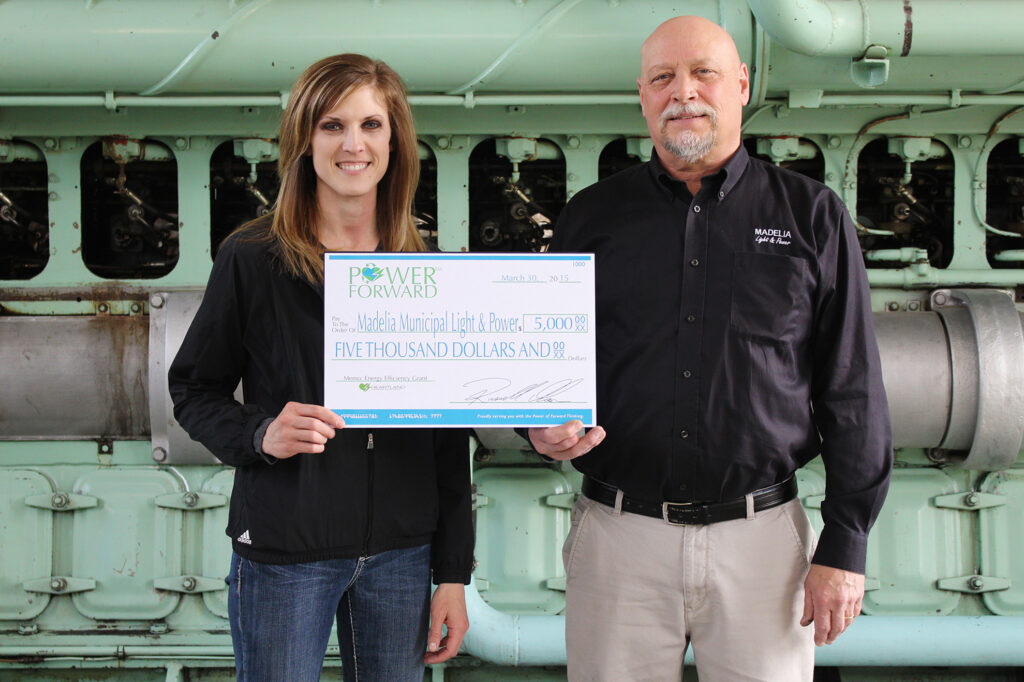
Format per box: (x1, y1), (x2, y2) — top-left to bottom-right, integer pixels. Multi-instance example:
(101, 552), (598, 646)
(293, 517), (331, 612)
(659, 103), (717, 126)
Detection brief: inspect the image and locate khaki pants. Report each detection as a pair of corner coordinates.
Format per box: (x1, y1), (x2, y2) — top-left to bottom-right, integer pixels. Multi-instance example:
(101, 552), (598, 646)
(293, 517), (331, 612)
(563, 494), (815, 682)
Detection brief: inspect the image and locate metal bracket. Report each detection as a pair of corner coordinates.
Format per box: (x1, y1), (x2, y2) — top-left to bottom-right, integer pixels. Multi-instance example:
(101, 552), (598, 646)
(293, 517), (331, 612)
(931, 289), (1024, 469)
(154, 491), (227, 511)
(545, 577), (567, 592)
(801, 494), (824, 509)
(937, 575), (1011, 594)
(474, 494), (491, 510)
(23, 576), (96, 595)
(153, 575), (226, 594)
(932, 491), (1007, 510)
(543, 492), (578, 509)
(850, 45), (890, 88)
(24, 492), (97, 511)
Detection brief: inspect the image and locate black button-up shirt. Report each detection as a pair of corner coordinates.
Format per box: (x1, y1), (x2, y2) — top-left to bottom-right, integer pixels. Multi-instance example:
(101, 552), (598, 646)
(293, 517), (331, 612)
(549, 146), (892, 573)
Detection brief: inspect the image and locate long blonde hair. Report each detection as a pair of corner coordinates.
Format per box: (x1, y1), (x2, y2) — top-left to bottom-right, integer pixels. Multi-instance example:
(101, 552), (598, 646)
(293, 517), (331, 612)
(248, 53), (425, 284)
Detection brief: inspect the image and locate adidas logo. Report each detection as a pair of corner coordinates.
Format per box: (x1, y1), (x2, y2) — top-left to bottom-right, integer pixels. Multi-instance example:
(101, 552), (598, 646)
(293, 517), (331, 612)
(237, 530), (252, 545)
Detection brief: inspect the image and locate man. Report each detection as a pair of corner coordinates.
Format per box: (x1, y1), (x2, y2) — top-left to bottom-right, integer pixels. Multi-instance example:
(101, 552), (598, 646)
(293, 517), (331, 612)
(529, 15), (892, 681)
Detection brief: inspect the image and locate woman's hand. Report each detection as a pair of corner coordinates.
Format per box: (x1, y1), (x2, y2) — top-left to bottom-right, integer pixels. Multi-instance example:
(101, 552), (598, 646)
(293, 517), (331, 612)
(424, 582), (468, 664)
(261, 402), (346, 459)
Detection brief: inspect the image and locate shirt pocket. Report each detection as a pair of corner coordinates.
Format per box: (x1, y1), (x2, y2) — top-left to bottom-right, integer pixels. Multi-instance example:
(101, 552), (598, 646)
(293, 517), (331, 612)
(729, 251), (809, 343)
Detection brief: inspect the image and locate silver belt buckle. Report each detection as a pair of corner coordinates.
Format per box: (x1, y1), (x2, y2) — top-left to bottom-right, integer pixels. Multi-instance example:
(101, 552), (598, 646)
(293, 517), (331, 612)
(662, 501), (695, 525)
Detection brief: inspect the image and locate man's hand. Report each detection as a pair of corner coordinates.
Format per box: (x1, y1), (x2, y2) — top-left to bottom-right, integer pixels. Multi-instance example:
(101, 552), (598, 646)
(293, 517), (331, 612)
(801, 563), (864, 645)
(528, 420), (606, 461)
(424, 583), (468, 664)
(261, 402), (346, 459)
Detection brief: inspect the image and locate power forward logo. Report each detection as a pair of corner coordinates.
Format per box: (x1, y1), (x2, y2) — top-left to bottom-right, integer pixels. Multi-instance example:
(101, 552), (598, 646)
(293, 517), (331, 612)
(237, 530), (252, 545)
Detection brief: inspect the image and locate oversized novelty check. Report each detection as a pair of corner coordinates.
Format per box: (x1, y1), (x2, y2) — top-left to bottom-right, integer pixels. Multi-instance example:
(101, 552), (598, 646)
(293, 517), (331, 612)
(323, 253), (596, 427)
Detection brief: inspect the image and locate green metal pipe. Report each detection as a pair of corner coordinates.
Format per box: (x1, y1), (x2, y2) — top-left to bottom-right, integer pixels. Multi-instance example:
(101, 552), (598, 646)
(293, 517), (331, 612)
(0, 141), (44, 162)
(819, 94), (1024, 106)
(9, 91), (1024, 111)
(0, 646), (236, 657)
(446, 0), (586, 95)
(0, 93), (641, 109)
(138, 0), (276, 96)
(6, 618), (1024, 666)
(994, 250), (1024, 262)
(748, 0), (1024, 58)
(866, 268), (1024, 288)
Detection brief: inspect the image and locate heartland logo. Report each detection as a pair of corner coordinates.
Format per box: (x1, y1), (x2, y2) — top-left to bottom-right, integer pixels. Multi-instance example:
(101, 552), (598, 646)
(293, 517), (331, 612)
(237, 530), (252, 545)
(754, 227), (792, 246)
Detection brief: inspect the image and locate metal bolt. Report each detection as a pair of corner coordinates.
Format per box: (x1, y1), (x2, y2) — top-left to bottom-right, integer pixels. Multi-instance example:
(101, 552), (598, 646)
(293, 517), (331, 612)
(887, 302), (900, 311)
(567, 172), (577, 182)
(152, 447), (168, 463)
(97, 303), (109, 313)
(149, 294), (164, 309)
(967, 576), (984, 591)
(18, 624), (38, 635)
(48, 192), (58, 201)
(51, 492), (69, 509)
(130, 303), (141, 314)
(907, 300), (920, 311)
(183, 491), (199, 508)
(175, 138), (188, 150)
(567, 136), (581, 149)
(44, 138), (57, 150)
(436, 136), (451, 150)
(933, 292), (948, 306)
(182, 577), (197, 592)
(828, 136), (842, 149)
(958, 136), (972, 149)
(50, 577), (67, 592)
(964, 492), (980, 507)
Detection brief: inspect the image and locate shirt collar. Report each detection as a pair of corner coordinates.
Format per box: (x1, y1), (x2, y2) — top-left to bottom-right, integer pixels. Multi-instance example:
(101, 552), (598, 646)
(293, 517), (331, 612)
(647, 144), (750, 201)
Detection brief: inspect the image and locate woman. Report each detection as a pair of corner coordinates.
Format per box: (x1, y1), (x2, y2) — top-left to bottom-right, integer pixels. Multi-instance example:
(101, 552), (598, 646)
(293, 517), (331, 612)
(169, 54), (473, 682)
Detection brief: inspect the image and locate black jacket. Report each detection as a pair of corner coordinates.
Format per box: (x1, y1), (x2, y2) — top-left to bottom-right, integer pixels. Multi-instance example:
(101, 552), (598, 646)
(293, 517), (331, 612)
(168, 226), (474, 583)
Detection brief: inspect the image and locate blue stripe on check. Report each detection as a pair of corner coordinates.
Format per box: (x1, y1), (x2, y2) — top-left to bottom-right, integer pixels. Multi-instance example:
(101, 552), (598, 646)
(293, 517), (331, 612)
(327, 254), (591, 261)
(331, 408), (593, 426)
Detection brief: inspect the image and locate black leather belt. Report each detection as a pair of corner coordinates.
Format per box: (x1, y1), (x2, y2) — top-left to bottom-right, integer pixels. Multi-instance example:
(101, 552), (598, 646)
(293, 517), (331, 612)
(581, 475), (798, 525)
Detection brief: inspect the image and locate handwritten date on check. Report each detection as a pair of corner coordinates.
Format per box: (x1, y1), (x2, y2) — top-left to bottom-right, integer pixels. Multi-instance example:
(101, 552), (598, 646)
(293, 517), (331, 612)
(323, 253), (596, 427)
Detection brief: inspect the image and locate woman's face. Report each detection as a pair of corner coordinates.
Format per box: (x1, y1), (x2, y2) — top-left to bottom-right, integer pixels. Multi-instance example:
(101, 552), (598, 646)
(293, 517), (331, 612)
(310, 85), (392, 206)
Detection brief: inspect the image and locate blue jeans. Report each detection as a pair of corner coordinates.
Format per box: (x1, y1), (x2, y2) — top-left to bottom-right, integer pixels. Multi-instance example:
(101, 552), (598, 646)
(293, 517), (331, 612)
(226, 544), (431, 682)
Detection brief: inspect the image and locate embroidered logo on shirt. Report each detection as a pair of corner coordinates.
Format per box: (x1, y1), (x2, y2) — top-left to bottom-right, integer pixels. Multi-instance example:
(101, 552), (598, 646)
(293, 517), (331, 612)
(754, 227), (792, 246)
(237, 530), (252, 545)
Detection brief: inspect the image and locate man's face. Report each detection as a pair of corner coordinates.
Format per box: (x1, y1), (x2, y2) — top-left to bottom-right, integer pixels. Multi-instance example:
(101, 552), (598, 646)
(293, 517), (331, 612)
(638, 18), (749, 168)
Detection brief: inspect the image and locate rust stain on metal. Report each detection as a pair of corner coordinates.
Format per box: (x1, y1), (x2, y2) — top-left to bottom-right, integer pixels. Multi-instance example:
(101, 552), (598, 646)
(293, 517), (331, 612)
(0, 284), (152, 301)
(901, 0), (913, 57)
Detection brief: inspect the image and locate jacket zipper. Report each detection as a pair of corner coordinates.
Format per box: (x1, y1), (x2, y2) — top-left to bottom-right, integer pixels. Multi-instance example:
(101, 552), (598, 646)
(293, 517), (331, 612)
(362, 431), (375, 556)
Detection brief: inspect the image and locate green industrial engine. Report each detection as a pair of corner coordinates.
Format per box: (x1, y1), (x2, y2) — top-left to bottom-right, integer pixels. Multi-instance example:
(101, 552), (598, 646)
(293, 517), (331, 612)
(2, 1), (1023, 680)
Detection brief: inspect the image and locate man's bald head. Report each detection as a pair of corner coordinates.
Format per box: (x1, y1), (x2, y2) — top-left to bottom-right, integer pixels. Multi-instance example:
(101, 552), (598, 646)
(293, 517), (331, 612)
(638, 15), (750, 182)
(641, 16), (742, 74)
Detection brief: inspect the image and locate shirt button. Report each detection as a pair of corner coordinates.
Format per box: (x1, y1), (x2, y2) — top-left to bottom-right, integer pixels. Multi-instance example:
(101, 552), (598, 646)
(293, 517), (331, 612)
(682, 370), (692, 378)
(686, 314), (696, 323)
(680, 430), (689, 439)
(693, 205), (701, 213)
(718, 191), (725, 198)
(690, 258), (700, 267)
